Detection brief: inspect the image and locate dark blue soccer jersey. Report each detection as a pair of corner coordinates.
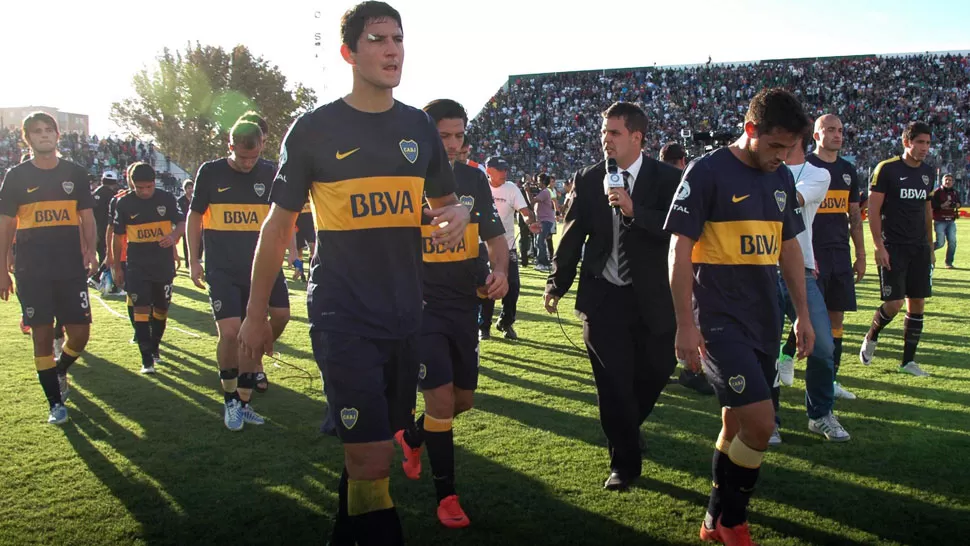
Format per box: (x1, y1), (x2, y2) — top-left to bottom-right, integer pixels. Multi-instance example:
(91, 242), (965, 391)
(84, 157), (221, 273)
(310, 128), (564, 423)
(807, 153), (861, 251)
(271, 99), (456, 338)
(869, 156), (935, 246)
(664, 148), (804, 352)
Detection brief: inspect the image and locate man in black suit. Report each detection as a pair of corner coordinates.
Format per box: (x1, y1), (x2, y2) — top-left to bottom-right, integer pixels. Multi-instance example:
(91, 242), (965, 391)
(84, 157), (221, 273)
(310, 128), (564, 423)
(543, 102), (681, 490)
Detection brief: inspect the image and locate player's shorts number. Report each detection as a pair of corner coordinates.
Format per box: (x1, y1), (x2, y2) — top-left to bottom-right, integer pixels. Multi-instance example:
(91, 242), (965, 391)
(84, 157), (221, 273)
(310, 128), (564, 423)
(164, 284), (172, 300)
(80, 291), (90, 310)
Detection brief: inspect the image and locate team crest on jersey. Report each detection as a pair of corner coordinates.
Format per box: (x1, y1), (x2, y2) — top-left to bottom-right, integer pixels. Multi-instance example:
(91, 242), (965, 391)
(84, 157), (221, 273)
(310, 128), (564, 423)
(254, 183), (266, 197)
(25, 307), (34, 318)
(62, 181), (74, 195)
(212, 299), (222, 313)
(130, 294), (138, 304)
(774, 190), (787, 212)
(156, 206), (166, 217)
(418, 363), (427, 380)
(728, 375), (746, 394)
(459, 195), (475, 209)
(922, 175), (930, 186)
(400, 140), (419, 164)
(675, 180), (691, 201)
(842, 173), (851, 186)
(340, 407), (359, 429)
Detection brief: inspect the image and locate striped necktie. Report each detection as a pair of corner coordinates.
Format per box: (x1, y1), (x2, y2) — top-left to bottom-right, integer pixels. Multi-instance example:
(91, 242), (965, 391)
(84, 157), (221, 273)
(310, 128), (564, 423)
(616, 171), (631, 284)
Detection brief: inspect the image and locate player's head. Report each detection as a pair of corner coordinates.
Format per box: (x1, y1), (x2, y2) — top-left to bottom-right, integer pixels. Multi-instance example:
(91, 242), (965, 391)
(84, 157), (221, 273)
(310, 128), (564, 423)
(741, 88), (809, 173)
(182, 178), (195, 198)
(228, 120), (264, 173)
(423, 99), (467, 163)
(237, 111), (269, 146)
(21, 111), (59, 155)
(340, 2), (404, 91)
(814, 114), (843, 152)
(102, 170), (120, 187)
(659, 142), (687, 170)
(601, 102), (647, 166)
(942, 174), (954, 188)
(902, 121), (932, 163)
(128, 162), (156, 200)
(537, 173), (551, 188)
(485, 156), (509, 186)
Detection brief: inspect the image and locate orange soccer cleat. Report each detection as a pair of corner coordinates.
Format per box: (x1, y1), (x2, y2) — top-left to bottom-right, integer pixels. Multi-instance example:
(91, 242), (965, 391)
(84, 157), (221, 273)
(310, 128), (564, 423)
(394, 429), (422, 480)
(436, 495), (470, 529)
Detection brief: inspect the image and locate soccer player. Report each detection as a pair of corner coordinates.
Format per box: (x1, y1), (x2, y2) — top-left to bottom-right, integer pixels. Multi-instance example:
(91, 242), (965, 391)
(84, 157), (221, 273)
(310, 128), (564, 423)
(859, 121), (936, 377)
(480, 156), (540, 340)
(111, 162), (184, 374)
(786, 114), (865, 400)
(459, 139), (486, 173)
(775, 126), (850, 442)
(394, 99), (508, 528)
(91, 171), (121, 289)
(291, 200), (314, 282)
(177, 178), (193, 267)
(0, 112), (98, 424)
(187, 120), (287, 430)
(932, 174), (960, 268)
(665, 89), (814, 545)
(238, 3), (469, 543)
(106, 185), (137, 341)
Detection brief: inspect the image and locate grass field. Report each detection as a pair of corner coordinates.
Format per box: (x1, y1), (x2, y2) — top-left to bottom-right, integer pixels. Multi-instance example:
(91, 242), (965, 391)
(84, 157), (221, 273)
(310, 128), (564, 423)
(1, 224), (969, 545)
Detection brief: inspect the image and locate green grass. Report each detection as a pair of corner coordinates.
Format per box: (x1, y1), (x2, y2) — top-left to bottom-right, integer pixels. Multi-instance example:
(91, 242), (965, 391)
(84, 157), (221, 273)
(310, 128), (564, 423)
(1, 222), (969, 545)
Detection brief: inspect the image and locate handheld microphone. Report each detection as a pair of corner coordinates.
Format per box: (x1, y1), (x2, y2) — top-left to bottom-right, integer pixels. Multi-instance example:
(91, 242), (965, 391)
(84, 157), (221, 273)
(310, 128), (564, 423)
(603, 157), (623, 216)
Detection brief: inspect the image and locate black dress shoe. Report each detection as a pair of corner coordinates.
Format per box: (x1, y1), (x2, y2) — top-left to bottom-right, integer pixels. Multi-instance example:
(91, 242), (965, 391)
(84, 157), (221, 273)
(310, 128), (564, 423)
(604, 471), (634, 491)
(679, 370), (715, 395)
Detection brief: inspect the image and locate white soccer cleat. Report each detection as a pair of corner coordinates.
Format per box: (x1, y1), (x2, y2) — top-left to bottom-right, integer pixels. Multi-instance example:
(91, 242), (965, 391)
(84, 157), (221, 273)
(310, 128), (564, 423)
(58, 374), (70, 402)
(859, 337), (877, 366)
(768, 425), (782, 446)
(241, 405), (265, 425)
(53, 338), (64, 361)
(140, 364), (156, 375)
(899, 361), (930, 377)
(48, 403), (69, 425)
(833, 382), (857, 400)
(777, 355), (795, 387)
(224, 399), (244, 431)
(808, 413), (851, 442)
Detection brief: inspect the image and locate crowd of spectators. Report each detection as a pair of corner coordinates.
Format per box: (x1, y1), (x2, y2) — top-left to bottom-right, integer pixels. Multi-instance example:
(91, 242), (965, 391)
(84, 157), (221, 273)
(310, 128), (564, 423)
(0, 127), (157, 179)
(467, 52), (970, 201)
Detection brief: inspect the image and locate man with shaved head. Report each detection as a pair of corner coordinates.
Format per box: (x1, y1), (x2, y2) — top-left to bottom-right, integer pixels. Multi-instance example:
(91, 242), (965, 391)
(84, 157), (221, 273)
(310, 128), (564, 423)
(775, 114), (865, 400)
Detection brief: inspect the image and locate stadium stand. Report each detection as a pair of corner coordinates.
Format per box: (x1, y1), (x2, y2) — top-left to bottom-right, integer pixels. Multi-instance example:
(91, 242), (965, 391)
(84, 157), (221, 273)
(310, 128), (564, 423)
(466, 52), (970, 201)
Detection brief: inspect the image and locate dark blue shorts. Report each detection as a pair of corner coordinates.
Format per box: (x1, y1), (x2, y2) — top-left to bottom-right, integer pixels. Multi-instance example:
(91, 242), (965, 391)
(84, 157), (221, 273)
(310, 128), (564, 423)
(418, 306), (479, 391)
(125, 267), (173, 310)
(205, 268), (288, 321)
(815, 246), (857, 312)
(16, 275), (92, 328)
(312, 330), (419, 444)
(702, 337), (778, 408)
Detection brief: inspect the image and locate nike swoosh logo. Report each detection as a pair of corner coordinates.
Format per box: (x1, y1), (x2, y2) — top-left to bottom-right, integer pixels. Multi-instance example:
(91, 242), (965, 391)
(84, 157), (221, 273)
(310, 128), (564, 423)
(336, 148), (360, 160)
(900, 177), (908, 180)
(218, 187), (231, 192)
(130, 214), (139, 219)
(732, 194), (750, 203)
(27, 187), (39, 193)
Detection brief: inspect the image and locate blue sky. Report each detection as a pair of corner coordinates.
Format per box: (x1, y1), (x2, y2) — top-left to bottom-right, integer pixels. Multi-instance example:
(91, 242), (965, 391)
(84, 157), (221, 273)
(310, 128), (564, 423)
(1, 0), (967, 136)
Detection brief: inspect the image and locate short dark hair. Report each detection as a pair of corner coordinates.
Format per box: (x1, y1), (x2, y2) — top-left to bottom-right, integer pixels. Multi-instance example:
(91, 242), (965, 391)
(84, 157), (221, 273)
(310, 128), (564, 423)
(659, 142), (686, 164)
(128, 162), (155, 183)
(341, 1), (403, 52)
(601, 102), (647, 148)
(537, 173), (551, 187)
(903, 121), (932, 142)
(423, 99), (468, 126)
(744, 88), (810, 137)
(237, 111), (269, 137)
(21, 111), (58, 143)
(230, 120), (263, 149)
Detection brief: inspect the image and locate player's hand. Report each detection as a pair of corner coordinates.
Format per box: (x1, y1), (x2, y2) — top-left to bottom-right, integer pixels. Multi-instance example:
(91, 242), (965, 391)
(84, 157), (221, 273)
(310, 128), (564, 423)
(158, 234), (176, 249)
(874, 247), (891, 270)
(528, 222), (541, 234)
(190, 260), (205, 290)
(543, 293), (560, 314)
(929, 247), (936, 266)
(853, 255), (866, 283)
(425, 204), (470, 249)
(238, 316), (274, 360)
(484, 271), (509, 300)
(6, 255), (14, 274)
(0, 271), (12, 301)
(794, 317), (815, 360)
(608, 188), (634, 217)
(112, 266), (125, 290)
(83, 250), (98, 276)
(175, 256), (181, 271)
(675, 324), (706, 373)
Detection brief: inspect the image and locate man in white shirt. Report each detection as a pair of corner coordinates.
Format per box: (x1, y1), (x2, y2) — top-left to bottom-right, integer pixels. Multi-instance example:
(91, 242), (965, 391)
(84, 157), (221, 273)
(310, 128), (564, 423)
(774, 128), (850, 444)
(480, 157), (539, 340)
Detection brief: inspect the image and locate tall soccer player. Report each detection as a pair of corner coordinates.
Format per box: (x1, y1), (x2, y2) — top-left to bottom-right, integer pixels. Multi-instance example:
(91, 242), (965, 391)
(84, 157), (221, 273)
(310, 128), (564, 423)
(859, 121), (936, 377)
(395, 99), (508, 528)
(111, 162), (184, 374)
(239, 3), (469, 543)
(187, 120), (288, 430)
(0, 112), (98, 424)
(665, 89), (814, 545)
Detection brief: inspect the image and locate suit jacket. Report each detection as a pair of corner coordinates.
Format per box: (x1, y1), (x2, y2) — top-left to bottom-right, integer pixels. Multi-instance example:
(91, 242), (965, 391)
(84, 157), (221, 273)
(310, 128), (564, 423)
(546, 153), (681, 334)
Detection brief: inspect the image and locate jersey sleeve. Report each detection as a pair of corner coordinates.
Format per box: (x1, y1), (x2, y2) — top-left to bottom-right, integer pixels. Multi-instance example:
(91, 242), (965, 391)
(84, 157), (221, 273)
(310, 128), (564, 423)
(270, 114), (315, 212)
(0, 168), (20, 218)
(475, 172), (505, 241)
(846, 163), (861, 204)
(190, 163), (212, 214)
(112, 198), (127, 235)
(422, 114), (457, 199)
(869, 161), (889, 194)
(168, 193), (183, 223)
(782, 172), (804, 241)
(512, 185), (528, 211)
(75, 168), (95, 210)
(663, 158), (712, 241)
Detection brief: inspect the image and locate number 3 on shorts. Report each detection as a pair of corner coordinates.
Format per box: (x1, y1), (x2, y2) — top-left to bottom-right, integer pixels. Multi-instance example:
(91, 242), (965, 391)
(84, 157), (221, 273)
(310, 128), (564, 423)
(80, 291), (90, 309)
